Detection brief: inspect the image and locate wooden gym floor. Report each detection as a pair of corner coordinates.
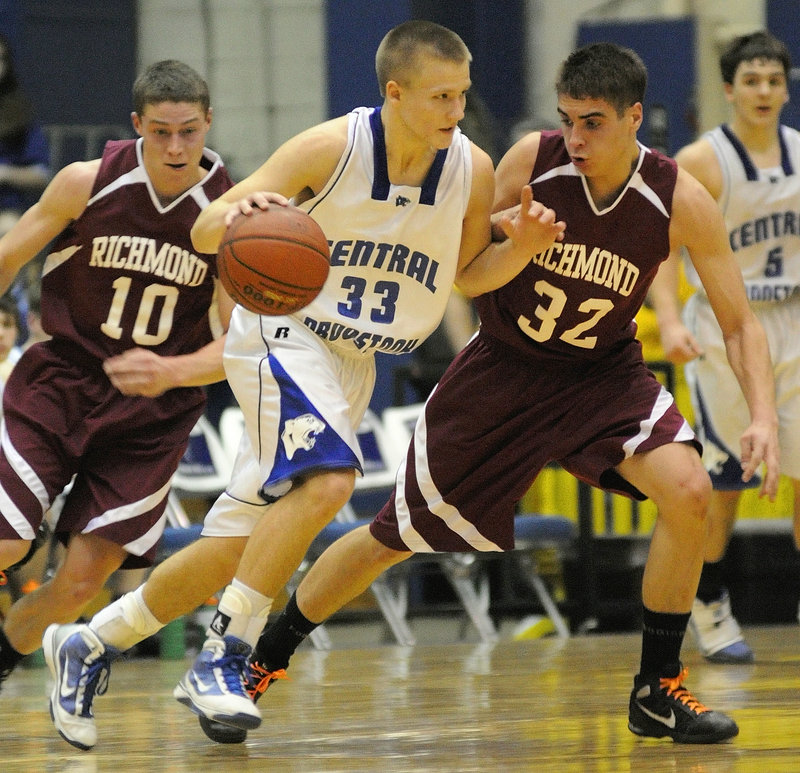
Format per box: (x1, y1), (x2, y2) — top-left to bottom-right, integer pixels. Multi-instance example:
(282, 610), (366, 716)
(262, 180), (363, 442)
(3, 623), (800, 773)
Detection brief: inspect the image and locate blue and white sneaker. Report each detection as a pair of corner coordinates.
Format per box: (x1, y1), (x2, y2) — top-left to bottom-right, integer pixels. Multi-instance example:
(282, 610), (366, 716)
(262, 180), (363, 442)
(198, 659), (289, 744)
(689, 592), (754, 664)
(173, 635), (262, 730)
(43, 623), (114, 750)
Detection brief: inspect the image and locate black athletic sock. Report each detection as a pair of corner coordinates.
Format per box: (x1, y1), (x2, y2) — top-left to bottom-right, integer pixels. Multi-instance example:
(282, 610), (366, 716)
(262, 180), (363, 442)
(0, 626), (25, 680)
(696, 560), (726, 603)
(638, 607), (691, 680)
(252, 592), (320, 671)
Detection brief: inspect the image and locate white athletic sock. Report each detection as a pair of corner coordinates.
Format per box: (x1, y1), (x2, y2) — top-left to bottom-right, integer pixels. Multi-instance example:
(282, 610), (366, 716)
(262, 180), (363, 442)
(89, 586), (164, 651)
(215, 578), (273, 648)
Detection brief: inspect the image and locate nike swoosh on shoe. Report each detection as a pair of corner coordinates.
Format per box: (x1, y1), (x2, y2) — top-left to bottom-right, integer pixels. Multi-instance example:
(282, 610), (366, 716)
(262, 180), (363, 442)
(636, 701), (676, 729)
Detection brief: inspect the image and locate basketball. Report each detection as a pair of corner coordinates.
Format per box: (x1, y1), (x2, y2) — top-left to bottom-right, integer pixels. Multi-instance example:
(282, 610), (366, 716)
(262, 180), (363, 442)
(217, 205), (330, 316)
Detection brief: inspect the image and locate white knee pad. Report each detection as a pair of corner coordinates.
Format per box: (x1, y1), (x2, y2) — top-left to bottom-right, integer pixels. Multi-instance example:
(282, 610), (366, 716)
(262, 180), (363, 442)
(89, 586), (163, 651)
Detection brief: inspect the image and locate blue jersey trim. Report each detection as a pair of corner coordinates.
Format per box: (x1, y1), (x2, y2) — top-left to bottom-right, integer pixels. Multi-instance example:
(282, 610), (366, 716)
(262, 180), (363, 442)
(721, 123), (794, 179)
(369, 105), (448, 205)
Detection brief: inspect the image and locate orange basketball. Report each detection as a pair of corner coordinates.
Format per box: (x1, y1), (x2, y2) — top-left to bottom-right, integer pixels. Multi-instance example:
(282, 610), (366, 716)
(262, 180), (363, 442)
(217, 205), (330, 316)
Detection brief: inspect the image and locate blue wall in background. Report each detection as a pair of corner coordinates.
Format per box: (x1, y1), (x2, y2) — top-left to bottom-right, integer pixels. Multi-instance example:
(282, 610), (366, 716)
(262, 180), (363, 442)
(18, 0), (136, 127)
(325, 0), (527, 144)
(1, 1), (136, 132)
(768, 0), (800, 132)
(577, 18), (696, 156)
(325, 0), (411, 116)
(409, 0), (526, 140)
(0, 0), (21, 53)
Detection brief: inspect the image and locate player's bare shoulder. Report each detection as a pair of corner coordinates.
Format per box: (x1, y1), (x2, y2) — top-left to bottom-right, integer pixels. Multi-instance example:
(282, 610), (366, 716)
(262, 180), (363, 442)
(466, 139), (495, 205)
(287, 116), (349, 166)
(271, 116), (350, 201)
(494, 131), (542, 212)
(468, 139), (494, 177)
(673, 136), (722, 201)
(39, 158), (101, 221)
(669, 165), (727, 253)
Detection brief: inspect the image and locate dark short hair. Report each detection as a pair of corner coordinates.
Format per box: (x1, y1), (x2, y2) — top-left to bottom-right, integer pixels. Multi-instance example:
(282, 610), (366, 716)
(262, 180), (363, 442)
(375, 20), (471, 97)
(719, 30), (791, 84)
(132, 60), (210, 115)
(556, 42), (647, 117)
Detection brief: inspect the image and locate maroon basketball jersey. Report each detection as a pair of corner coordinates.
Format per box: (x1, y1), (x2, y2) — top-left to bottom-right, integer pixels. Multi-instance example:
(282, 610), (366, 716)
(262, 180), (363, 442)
(476, 130), (677, 362)
(39, 139), (234, 361)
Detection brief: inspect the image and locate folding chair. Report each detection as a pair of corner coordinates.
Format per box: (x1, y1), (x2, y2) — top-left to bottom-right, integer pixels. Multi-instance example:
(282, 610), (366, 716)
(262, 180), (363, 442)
(507, 513), (574, 638)
(293, 501), (417, 649)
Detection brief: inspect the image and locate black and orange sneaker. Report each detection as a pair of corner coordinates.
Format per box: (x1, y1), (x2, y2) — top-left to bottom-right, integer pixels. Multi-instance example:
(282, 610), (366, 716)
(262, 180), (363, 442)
(628, 665), (739, 743)
(197, 661), (288, 744)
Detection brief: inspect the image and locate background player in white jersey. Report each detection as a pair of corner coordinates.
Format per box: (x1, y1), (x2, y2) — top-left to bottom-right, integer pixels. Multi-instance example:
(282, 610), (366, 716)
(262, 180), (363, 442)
(44, 20), (565, 749)
(0, 60), (234, 707)
(650, 31), (798, 664)
(217, 42), (779, 746)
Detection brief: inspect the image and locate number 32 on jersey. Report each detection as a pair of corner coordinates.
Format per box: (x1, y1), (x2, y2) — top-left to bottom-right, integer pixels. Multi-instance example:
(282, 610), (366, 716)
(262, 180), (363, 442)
(517, 279), (613, 350)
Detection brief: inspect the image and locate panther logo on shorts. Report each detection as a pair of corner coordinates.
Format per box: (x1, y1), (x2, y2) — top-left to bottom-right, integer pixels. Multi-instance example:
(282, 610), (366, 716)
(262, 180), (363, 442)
(281, 413), (327, 460)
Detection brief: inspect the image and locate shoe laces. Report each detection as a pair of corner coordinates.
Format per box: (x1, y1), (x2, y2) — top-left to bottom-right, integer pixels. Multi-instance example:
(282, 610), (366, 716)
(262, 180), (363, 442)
(660, 667), (708, 714)
(213, 650), (251, 695)
(81, 656), (110, 708)
(246, 662), (288, 699)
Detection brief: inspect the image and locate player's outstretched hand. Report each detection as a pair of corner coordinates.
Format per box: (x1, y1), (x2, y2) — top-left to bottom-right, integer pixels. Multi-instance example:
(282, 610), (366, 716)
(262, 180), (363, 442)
(497, 184), (565, 256)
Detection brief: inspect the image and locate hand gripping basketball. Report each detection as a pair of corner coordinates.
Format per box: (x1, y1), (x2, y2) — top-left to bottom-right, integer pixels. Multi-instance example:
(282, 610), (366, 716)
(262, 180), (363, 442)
(217, 205), (330, 315)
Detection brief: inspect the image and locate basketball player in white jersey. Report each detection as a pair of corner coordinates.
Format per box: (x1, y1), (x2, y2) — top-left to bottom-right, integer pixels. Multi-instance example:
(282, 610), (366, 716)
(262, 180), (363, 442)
(650, 31), (799, 663)
(43, 20), (565, 749)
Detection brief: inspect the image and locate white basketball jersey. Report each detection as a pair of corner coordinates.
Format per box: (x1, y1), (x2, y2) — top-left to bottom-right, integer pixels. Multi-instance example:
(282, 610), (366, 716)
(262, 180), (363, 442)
(296, 106), (472, 357)
(684, 123), (800, 302)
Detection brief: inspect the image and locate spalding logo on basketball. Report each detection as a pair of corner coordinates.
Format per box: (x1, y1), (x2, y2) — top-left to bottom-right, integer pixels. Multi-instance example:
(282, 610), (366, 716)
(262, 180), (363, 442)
(217, 205), (330, 316)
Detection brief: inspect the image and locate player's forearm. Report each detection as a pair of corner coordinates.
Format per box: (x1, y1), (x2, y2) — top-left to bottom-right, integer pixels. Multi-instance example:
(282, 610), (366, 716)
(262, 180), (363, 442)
(455, 237), (533, 297)
(457, 194), (565, 297)
(723, 321), (778, 425)
(648, 253), (683, 329)
(0, 264), (17, 297)
(191, 199), (230, 255)
(167, 336), (228, 388)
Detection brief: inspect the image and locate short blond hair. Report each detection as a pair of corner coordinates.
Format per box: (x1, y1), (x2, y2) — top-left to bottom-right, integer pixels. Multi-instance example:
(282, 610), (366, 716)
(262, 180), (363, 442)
(375, 20), (471, 97)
